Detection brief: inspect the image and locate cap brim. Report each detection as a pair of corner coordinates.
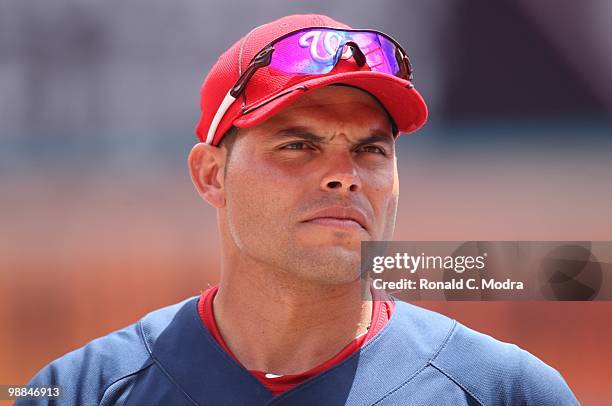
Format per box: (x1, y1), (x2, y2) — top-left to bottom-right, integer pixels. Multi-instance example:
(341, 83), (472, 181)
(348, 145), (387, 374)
(232, 71), (428, 136)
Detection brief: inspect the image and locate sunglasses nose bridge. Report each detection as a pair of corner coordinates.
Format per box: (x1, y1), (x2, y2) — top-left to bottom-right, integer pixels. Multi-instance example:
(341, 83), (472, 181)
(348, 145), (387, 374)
(333, 40), (367, 68)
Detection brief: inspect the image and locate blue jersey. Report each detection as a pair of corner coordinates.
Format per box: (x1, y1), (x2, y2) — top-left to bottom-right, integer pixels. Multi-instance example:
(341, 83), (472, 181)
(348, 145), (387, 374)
(17, 297), (578, 405)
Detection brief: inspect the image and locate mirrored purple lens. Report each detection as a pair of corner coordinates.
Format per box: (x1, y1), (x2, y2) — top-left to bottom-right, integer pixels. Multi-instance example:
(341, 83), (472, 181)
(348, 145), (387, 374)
(268, 29), (402, 77)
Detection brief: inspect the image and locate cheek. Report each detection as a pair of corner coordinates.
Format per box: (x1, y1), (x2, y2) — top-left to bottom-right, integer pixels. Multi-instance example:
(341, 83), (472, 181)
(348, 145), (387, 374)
(223, 156), (300, 247)
(226, 165), (277, 222)
(364, 166), (399, 237)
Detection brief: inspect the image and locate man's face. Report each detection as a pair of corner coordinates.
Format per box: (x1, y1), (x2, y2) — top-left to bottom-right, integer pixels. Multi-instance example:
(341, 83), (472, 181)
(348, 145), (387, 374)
(221, 85), (399, 284)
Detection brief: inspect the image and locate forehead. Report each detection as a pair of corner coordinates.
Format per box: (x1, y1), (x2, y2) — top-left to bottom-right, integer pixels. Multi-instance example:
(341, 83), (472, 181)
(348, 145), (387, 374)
(260, 85), (393, 135)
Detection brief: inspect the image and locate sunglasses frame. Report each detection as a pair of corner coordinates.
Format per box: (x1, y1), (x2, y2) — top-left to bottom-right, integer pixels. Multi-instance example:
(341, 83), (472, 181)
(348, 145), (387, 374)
(231, 27), (413, 98)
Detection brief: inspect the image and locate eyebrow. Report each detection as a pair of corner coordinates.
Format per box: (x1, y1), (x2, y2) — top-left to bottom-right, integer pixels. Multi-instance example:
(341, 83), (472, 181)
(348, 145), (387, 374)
(271, 126), (395, 148)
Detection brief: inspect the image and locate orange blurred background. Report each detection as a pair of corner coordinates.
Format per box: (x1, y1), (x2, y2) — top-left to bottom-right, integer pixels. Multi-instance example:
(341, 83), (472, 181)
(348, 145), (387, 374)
(2, 143), (611, 403)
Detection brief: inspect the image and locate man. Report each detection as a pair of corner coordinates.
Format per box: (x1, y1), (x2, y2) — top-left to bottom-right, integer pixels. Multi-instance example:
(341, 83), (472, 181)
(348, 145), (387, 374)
(19, 14), (578, 405)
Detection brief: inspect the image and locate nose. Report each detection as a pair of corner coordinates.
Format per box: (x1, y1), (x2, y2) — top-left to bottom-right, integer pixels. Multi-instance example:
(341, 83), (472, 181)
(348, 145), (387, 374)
(320, 151), (362, 193)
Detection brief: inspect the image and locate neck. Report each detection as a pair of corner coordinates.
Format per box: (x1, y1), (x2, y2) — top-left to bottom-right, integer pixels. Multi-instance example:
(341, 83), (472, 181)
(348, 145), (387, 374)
(213, 253), (372, 375)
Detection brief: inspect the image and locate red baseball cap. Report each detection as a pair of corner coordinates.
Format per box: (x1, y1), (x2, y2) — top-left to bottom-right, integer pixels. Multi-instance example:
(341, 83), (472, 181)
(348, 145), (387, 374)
(195, 14), (428, 145)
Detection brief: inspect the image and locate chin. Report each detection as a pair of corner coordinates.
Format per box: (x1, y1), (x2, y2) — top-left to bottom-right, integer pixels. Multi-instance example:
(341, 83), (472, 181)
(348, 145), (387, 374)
(296, 229), (365, 250)
(292, 261), (363, 285)
(275, 237), (365, 285)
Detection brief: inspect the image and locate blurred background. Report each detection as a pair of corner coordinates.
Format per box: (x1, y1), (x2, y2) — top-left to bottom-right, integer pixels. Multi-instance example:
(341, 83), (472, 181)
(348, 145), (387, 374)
(1, 0), (611, 403)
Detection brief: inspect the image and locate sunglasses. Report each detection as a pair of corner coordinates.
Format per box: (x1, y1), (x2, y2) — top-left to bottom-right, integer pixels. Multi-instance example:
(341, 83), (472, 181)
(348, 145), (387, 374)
(206, 27), (413, 144)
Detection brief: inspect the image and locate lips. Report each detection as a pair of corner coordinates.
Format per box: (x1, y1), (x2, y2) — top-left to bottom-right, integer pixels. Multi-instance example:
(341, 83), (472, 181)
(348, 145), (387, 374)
(301, 206), (369, 231)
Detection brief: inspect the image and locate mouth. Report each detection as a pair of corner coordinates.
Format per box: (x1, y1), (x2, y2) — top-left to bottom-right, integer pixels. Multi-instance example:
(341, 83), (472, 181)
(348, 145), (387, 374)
(305, 217), (364, 231)
(301, 206), (369, 232)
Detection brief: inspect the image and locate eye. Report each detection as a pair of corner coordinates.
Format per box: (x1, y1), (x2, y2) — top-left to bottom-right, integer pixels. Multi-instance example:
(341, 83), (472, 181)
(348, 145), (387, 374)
(357, 145), (386, 155)
(280, 141), (314, 150)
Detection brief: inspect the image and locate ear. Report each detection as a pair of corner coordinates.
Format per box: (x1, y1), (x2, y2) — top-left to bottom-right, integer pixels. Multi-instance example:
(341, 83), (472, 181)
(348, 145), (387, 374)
(188, 142), (227, 208)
